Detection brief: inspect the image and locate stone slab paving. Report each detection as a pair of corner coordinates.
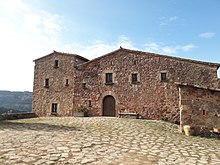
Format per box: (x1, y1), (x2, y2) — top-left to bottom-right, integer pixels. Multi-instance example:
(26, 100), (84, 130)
(0, 117), (219, 165)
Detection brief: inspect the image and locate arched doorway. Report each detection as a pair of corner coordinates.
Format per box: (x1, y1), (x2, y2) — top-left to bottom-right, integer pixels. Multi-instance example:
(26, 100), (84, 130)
(103, 95), (115, 116)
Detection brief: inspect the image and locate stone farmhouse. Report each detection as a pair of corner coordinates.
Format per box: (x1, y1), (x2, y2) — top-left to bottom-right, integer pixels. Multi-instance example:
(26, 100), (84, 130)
(32, 47), (220, 134)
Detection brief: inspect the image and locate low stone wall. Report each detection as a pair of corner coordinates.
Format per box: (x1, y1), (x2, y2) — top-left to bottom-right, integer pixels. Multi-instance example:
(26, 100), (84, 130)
(179, 85), (220, 138)
(0, 112), (37, 120)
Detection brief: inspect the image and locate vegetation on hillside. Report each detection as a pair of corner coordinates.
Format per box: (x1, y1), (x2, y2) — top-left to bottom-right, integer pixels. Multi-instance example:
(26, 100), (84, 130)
(0, 90), (32, 114)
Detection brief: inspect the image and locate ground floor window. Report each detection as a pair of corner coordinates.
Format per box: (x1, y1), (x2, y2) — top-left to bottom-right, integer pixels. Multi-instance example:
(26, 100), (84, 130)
(51, 103), (58, 113)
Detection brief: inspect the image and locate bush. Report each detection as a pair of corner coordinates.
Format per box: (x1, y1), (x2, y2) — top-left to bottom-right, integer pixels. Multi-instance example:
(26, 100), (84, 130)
(75, 106), (87, 113)
(161, 116), (168, 121)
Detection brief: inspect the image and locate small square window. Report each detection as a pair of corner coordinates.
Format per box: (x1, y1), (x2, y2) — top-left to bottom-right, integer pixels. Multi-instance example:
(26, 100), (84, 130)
(105, 73), (113, 84)
(82, 82), (86, 89)
(132, 73), (138, 83)
(65, 79), (69, 86)
(54, 60), (59, 68)
(161, 73), (168, 81)
(45, 78), (49, 88)
(51, 103), (58, 113)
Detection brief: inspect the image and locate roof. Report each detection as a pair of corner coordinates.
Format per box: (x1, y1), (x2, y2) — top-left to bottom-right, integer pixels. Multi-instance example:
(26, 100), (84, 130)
(79, 47), (220, 68)
(34, 48), (220, 68)
(175, 82), (220, 92)
(33, 51), (89, 62)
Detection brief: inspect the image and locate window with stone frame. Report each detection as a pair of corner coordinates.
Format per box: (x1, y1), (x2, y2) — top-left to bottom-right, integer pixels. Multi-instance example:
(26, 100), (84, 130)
(105, 73), (113, 84)
(54, 60), (59, 68)
(160, 72), (168, 81)
(45, 78), (49, 88)
(82, 82), (86, 89)
(51, 103), (58, 113)
(131, 73), (138, 83)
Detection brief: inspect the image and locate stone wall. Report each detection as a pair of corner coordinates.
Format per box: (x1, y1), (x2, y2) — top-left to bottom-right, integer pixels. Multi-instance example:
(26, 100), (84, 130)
(0, 112), (37, 120)
(32, 51), (88, 116)
(179, 85), (220, 136)
(74, 48), (219, 123)
(32, 48), (220, 124)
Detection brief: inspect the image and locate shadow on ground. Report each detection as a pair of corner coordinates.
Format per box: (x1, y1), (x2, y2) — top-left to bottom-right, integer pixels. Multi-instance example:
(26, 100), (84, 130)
(0, 120), (79, 132)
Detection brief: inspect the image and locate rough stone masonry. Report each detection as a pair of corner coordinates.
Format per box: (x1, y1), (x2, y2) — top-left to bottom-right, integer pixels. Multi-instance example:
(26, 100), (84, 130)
(32, 47), (220, 129)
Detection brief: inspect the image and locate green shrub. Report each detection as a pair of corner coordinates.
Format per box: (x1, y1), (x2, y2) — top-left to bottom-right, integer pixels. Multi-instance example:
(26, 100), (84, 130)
(75, 106), (87, 113)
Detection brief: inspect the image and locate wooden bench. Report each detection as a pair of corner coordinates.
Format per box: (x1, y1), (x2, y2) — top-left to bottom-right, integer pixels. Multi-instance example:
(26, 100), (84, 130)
(119, 112), (138, 119)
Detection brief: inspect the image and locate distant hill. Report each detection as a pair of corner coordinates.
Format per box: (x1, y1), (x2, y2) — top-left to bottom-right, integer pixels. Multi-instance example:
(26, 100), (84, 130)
(0, 90), (32, 114)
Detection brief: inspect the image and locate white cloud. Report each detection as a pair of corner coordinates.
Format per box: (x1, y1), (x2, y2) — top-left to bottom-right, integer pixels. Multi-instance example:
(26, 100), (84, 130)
(169, 16), (178, 22)
(0, 0), (199, 91)
(160, 16), (178, 26)
(199, 32), (215, 39)
(58, 35), (138, 60)
(0, 0), (136, 91)
(0, 0), (29, 12)
(180, 44), (197, 51)
(144, 42), (197, 55)
(0, 0), (64, 91)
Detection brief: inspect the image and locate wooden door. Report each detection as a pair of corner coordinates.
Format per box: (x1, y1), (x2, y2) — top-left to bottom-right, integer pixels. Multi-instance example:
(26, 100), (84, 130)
(103, 95), (115, 116)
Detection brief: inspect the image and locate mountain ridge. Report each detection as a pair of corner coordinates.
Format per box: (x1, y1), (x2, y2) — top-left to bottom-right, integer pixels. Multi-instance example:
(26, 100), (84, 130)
(0, 90), (32, 114)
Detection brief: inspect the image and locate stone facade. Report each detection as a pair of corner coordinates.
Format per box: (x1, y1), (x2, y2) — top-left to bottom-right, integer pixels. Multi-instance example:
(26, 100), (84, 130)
(179, 84), (220, 136)
(32, 51), (89, 116)
(32, 48), (220, 124)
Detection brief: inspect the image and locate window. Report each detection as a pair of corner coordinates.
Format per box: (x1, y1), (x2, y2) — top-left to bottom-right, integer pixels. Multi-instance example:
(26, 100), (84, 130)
(105, 73), (113, 84)
(131, 73), (138, 83)
(45, 79), (49, 88)
(133, 60), (138, 65)
(65, 79), (69, 86)
(161, 72), (168, 81)
(89, 100), (92, 107)
(54, 60), (59, 68)
(82, 82), (86, 89)
(51, 103), (58, 113)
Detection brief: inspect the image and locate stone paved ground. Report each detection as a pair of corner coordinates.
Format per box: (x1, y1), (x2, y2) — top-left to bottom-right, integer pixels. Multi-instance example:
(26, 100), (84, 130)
(0, 117), (219, 165)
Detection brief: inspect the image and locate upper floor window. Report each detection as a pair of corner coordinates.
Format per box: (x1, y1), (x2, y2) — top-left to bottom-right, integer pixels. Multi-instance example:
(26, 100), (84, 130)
(133, 60), (138, 65)
(65, 79), (69, 86)
(161, 72), (168, 81)
(45, 78), (49, 88)
(54, 60), (59, 68)
(88, 100), (92, 107)
(132, 73), (138, 83)
(82, 82), (86, 89)
(105, 73), (113, 84)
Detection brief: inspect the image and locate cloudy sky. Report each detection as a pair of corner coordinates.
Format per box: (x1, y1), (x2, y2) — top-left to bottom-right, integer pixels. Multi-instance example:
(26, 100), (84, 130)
(0, 0), (220, 91)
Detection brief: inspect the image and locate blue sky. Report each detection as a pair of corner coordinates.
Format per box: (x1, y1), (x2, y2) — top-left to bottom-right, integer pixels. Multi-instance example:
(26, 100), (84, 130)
(0, 0), (220, 91)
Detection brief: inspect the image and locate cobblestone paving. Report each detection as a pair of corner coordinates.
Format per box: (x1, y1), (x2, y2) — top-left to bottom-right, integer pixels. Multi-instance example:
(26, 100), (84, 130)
(0, 117), (219, 165)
